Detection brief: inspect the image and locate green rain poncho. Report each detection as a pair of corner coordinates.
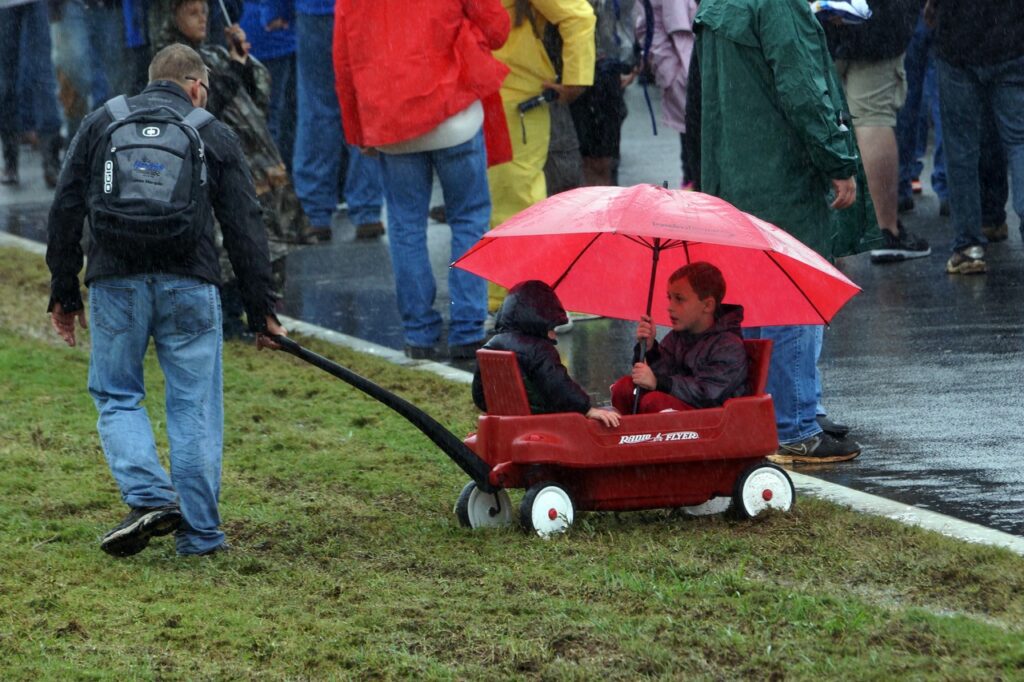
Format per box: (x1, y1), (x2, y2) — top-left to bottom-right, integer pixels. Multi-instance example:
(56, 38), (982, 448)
(696, 0), (881, 258)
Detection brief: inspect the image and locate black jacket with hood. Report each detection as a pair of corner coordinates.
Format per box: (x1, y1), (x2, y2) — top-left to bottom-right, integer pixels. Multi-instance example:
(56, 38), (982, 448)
(472, 280), (591, 415)
(645, 303), (748, 408)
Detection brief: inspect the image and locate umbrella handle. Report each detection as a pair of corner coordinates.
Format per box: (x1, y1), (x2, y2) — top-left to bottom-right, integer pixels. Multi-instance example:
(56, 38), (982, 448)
(631, 340), (645, 415)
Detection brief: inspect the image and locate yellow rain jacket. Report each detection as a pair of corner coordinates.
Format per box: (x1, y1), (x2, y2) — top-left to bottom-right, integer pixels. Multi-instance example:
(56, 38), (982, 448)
(488, 0), (596, 310)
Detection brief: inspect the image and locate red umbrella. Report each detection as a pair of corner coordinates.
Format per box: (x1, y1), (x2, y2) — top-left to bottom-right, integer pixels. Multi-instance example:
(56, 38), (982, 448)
(453, 184), (860, 327)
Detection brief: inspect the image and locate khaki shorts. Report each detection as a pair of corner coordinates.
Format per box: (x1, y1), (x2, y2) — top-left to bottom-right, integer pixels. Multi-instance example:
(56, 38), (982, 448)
(834, 54), (907, 128)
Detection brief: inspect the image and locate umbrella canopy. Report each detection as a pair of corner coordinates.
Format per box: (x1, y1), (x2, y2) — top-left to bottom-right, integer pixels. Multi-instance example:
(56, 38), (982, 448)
(453, 184), (860, 328)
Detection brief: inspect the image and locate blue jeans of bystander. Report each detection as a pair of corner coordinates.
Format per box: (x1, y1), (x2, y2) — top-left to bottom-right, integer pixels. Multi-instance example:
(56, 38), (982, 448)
(937, 53), (1024, 252)
(262, 53), (297, 172)
(378, 130), (490, 348)
(88, 275), (226, 555)
(744, 325), (822, 444)
(293, 13), (382, 228)
(2, 2), (62, 139)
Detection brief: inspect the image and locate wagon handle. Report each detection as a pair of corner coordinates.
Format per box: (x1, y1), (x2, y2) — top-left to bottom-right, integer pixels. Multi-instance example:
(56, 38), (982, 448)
(270, 335), (498, 493)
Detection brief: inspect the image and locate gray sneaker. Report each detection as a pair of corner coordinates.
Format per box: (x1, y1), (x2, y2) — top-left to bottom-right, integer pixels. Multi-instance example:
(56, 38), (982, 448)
(946, 245), (987, 275)
(767, 433), (861, 464)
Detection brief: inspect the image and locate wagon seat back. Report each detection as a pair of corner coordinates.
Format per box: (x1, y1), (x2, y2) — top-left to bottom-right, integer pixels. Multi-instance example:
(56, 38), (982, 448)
(476, 349), (531, 416)
(743, 339), (773, 397)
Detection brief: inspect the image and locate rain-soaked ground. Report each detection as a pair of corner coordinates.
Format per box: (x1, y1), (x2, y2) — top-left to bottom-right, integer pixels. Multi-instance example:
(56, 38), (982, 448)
(3, 87), (1021, 537)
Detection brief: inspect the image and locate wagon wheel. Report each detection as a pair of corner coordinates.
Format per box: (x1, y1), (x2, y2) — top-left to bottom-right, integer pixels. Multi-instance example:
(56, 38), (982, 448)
(732, 463), (795, 519)
(520, 482), (574, 537)
(454, 481), (513, 529)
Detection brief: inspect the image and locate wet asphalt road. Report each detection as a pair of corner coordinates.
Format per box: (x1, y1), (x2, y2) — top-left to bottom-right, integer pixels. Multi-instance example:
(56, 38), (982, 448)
(3, 87), (1021, 536)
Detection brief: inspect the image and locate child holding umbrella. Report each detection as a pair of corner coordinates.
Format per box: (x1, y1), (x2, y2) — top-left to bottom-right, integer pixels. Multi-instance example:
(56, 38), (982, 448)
(610, 262), (748, 414)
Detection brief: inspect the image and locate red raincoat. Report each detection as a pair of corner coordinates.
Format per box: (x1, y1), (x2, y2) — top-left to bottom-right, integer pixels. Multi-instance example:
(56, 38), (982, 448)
(332, 0), (513, 166)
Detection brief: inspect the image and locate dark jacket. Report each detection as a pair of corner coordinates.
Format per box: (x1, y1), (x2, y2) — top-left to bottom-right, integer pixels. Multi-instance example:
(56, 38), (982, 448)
(821, 0), (921, 62)
(45, 81), (277, 330)
(645, 303), (748, 408)
(933, 0), (1024, 68)
(471, 281), (591, 415)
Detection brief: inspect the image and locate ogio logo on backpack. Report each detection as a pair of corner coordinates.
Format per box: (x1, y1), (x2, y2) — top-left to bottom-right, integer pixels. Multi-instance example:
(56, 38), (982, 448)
(103, 160), (113, 193)
(142, 126), (161, 137)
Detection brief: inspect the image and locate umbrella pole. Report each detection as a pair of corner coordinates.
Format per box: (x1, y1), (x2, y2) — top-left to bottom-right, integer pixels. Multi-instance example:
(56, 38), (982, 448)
(632, 239), (662, 414)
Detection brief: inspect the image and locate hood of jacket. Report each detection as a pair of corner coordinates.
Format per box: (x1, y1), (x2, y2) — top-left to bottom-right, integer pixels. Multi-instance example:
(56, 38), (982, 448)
(711, 303), (743, 335)
(494, 280), (569, 339)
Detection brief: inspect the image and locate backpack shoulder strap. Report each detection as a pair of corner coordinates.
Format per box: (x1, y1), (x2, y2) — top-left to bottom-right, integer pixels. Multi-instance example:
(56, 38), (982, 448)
(183, 107), (215, 130)
(104, 95), (131, 122)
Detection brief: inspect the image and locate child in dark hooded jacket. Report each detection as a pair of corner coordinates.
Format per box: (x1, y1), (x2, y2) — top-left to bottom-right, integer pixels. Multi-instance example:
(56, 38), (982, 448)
(472, 280), (620, 427)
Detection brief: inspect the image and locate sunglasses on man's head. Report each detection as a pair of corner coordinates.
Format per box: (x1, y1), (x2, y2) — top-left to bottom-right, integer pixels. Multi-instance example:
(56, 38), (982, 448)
(185, 76), (209, 95)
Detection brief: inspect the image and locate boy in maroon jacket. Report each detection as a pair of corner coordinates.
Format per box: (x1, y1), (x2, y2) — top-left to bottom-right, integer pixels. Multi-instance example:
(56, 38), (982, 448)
(611, 261), (748, 414)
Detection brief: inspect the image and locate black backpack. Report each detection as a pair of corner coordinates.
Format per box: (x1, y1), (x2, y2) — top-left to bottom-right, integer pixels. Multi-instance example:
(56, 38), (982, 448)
(89, 95), (214, 257)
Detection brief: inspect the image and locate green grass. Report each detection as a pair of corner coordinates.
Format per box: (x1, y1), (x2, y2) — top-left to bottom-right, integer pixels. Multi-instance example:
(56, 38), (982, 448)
(2, 246), (1023, 680)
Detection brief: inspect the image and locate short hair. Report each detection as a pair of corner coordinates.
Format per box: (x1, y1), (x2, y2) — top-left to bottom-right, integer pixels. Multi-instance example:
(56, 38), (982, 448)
(171, 0), (207, 16)
(668, 262), (726, 308)
(148, 44), (208, 85)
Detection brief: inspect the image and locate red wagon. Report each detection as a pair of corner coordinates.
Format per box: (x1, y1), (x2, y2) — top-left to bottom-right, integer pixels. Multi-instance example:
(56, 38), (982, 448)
(275, 336), (794, 537)
(457, 339), (795, 535)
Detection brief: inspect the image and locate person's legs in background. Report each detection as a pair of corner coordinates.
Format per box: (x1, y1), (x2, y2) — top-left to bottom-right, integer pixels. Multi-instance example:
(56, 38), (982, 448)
(434, 130), (490, 355)
(17, 1), (63, 186)
(341, 134), (385, 239)
(87, 1), (137, 98)
(937, 57), (987, 273)
(986, 54), (1024, 243)
(0, 6), (23, 184)
(486, 99), (550, 311)
(292, 12), (342, 241)
(262, 53), (297, 173)
(378, 149), (444, 356)
(49, 0), (94, 141)
(923, 57), (949, 214)
(812, 325), (850, 438)
(570, 61), (627, 187)
(896, 16), (930, 213)
(838, 54), (931, 264)
(745, 325), (860, 462)
(979, 104), (1009, 241)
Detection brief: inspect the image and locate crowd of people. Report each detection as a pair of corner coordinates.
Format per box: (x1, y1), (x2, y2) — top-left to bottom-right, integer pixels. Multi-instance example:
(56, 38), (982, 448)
(10, 0), (1023, 553)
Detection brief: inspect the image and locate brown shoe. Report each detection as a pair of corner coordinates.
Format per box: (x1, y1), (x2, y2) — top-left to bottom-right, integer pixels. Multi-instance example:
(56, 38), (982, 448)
(356, 221), (385, 239)
(982, 223), (1008, 243)
(304, 226), (332, 243)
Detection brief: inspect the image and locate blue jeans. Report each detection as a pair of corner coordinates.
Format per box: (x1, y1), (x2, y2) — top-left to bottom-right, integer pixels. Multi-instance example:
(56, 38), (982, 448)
(293, 13), (383, 227)
(937, 53), (1024, 252)
(262, 53), (297, 173)
(379, 131), (490, 348)
(88, 276), (226, 555)
(85, 2), (137, 98)
(744, 325), (822, 444)
(49, 0), (96, 138)
(2, 2), (62, 138)
(980, 108), (1009, 227)
(897, 17), (948, 202)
